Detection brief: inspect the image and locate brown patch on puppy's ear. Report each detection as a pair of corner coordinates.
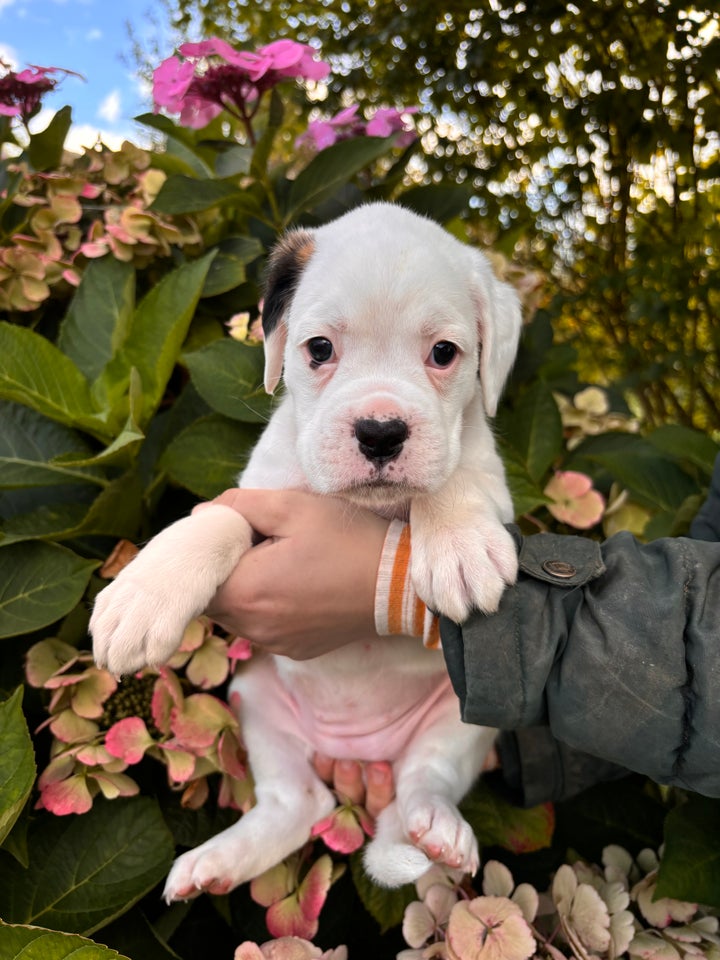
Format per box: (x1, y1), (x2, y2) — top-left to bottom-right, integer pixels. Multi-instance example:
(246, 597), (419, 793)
(261, 229), (315, 394)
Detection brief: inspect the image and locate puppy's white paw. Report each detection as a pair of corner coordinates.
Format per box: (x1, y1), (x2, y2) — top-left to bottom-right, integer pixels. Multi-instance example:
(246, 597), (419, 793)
(91, 506), (253, 675)
(164, 840), (244, 902)
(404, 795), (479, 876)
(410, 511), (518, 621)
(91, 573), (205, 676)
(363, 836), (433, 888)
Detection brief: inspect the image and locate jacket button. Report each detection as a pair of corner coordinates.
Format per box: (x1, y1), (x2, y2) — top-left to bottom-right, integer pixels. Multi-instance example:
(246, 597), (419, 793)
(542, 559), (577, 579)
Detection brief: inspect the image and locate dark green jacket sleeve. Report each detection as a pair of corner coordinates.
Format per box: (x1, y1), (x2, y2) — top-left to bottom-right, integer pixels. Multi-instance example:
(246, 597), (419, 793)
(440, 526), (720, 798)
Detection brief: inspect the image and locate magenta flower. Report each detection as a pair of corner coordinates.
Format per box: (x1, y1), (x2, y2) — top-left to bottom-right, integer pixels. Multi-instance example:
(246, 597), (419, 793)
(366, 106), (418, 147)
(152, 38), (330, 134)
(296, 104), (418, 153)
(0, 63), (63, 119)
(544, 470), (605, 529)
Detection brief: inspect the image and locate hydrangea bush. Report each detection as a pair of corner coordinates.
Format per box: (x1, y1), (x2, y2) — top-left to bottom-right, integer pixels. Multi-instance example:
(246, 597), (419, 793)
(0, 43), (718, 960)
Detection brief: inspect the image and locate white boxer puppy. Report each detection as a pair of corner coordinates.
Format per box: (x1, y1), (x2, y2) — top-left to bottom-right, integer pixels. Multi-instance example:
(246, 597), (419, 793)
(91, 202), (521, 899)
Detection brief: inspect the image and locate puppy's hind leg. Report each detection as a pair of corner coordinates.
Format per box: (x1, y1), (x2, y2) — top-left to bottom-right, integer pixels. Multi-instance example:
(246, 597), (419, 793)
(363, 715), (496, 888)
(163, 725), (335, 901)
(164, 665), (336, 902)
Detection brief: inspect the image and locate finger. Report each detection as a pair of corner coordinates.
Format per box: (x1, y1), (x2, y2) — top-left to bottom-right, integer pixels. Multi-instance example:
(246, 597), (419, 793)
(313, 753), (336, 784)
(332, 759), (365, 805)
(365, 761), (395, 818)
(196, 488), (313, 535)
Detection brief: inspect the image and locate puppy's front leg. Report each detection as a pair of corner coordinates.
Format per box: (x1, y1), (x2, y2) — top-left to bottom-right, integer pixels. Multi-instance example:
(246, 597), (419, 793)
(410, 474), (518, 622)
(91, 505), (253, 675)
(410, 401), (518, 621)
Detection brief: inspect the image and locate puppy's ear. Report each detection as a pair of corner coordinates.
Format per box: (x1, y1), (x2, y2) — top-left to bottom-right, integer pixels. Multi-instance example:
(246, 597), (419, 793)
(261, 229), (316, 394)
(474, 268), (522, 417)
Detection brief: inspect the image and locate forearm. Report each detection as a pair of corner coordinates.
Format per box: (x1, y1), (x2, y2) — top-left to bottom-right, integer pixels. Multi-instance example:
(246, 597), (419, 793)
(440, 528), (720, 797)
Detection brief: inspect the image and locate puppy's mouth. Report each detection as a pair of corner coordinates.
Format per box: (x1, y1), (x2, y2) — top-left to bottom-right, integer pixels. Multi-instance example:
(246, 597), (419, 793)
(341, 475), (420, 508)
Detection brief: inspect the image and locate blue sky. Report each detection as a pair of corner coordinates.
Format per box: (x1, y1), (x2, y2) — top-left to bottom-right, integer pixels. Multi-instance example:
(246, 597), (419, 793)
(1, 0), (168, 149)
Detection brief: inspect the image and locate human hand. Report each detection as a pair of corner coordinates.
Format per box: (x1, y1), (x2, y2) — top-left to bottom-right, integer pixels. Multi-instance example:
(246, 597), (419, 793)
(313, 754), (395, 818)
(312, 747), (500, 821)
(197, 489), (390, 659)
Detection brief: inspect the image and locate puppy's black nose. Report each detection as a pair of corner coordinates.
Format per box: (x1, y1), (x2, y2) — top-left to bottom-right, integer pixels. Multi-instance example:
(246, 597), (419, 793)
(354, 418), (408, 466)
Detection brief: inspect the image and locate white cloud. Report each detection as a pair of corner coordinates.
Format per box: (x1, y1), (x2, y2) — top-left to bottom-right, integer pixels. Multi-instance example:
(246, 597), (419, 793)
(24, 108), (150, 154)
(0, 0), (19, 13)
(98, 89), (121, 124)
(85, 27), (102, 41)
(65, 122), (125, 152)
(0, 42), (19, 68)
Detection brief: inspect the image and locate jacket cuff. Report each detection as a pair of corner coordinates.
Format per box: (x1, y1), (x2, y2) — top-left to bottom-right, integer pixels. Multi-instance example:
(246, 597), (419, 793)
(440, 526), (605, 730)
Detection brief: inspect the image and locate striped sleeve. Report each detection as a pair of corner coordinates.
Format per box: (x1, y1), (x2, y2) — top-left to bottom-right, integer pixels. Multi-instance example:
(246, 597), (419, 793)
(374, 520), (440, 649)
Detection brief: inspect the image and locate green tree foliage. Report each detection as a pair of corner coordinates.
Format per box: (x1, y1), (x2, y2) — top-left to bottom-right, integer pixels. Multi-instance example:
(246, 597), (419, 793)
(148, 0), (720, 432)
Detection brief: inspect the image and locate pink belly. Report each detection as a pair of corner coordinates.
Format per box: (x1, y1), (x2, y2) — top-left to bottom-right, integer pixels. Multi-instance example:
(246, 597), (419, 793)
(232, 653), (457, 762)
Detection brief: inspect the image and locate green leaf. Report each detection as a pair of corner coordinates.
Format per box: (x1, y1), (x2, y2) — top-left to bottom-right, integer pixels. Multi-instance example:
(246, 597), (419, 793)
(0, 689), (35, 848)
(160, 414), (259, 499)
(656, 796), (720, 907)
(0, 402), (106, 489)
(568, 434), (698, 512)
(202, 235), (264, 297)
(51, 417), (145, 469)
(501, 450), (552, 517)
(349, 852), (415, 933)
(461, 781), (554, 853)
(100, 909), (181, 960)
(210, 141), (253, 178)
(0, 923), (129, 960)
(648, 425), (720, 476)
(285, 136), (395, 221)
(58, 257), (136, 385)
(150, 174), (256, 215)
(0, 797), (174, 935)
(25, 105), (73, 171)
(106, 254), (216, 428)
(0, 323), (108, 439)
(498, 382), (564, 484)
(555, 776), (666, 862)
(0, 542), (98, 638)
(0, 474), (143, 546)
(397, 183), (473, 223)
(184, 338), (269, 422)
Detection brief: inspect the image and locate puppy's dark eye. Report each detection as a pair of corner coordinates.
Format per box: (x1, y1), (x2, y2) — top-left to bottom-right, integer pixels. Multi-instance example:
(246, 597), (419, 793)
(307, 337), (334, 364)
(430, 341), (458, 367)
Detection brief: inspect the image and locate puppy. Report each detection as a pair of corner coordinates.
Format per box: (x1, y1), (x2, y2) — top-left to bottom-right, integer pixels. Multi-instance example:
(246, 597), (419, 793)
(91, 202), (521, 898)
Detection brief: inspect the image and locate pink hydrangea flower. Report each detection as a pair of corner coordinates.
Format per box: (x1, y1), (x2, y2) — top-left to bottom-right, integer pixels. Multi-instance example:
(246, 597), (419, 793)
(366, 106), (418, 147)
(544, 470), (605, 529)
(310, 800), (374, 854)
(0, 63), (73, 119)
(445, 896), (537, 960)
(251, 855), (337, 941)
(296, 106), (363, 151)
(152, 38), (330, 131)
(234, 938), (347, 960)
(296, 104), (418, 152)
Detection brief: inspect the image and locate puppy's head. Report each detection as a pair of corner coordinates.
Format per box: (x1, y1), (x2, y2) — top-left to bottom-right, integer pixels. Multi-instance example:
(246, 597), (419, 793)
(261, 203), (521, 507)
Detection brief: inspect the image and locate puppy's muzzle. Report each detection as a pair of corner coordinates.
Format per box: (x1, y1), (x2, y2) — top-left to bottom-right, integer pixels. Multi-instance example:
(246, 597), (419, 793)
(354, 418), (408, 467)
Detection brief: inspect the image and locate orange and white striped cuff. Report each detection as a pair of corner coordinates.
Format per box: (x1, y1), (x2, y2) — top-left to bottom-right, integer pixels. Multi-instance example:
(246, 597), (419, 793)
(374, 520), (441, 649)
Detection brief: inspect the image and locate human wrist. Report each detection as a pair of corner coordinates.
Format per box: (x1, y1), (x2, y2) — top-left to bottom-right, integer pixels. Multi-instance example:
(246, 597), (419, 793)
(374, 520), (440, 648)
